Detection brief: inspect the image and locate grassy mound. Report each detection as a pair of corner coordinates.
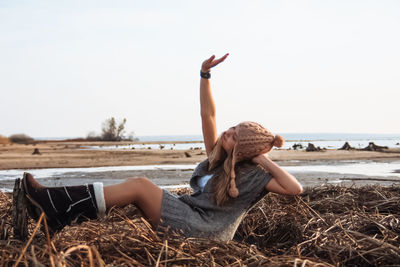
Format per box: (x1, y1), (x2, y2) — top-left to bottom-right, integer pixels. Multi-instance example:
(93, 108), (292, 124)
(1, 185), (399, 266)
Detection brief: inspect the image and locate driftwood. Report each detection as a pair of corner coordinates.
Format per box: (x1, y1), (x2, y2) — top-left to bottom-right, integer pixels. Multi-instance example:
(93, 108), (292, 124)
(184, 151), (192, 157)
(305, 143), (323, 152)
(362, 142), (388, 151)
(338, 142), (355, 150)
(292, 143), (303, 150)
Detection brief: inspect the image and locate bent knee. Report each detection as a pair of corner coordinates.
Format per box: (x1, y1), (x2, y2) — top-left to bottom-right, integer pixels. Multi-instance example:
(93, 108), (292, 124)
(126, 177), (152, 187)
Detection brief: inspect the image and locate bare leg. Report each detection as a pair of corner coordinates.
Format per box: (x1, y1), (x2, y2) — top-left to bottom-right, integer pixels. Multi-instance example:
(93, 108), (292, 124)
(103, 177), (163, 228)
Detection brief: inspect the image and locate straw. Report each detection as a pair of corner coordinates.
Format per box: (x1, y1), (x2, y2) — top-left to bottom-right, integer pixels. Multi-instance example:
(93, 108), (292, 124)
(1, 184), (399, 266)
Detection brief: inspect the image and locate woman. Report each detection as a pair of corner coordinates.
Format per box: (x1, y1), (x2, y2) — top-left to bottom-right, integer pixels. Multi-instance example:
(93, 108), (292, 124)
(18, 54), (303, 241)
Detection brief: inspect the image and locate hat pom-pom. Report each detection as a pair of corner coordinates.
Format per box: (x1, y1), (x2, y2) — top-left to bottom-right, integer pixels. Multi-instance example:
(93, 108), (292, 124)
(228, 178), (239, 198)
(229, 186), (239, 198)
(273, 134), (284, 148)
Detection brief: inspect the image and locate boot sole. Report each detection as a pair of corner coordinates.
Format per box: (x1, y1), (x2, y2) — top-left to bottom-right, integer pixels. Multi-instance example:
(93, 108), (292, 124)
(12, 177), (28, 240)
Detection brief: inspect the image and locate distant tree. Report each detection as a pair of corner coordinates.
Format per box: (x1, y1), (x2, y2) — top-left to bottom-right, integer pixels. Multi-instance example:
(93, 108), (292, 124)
(127, 131), (138, 141)
(86, 131), (101, 141)
(101, 117), (127, 141)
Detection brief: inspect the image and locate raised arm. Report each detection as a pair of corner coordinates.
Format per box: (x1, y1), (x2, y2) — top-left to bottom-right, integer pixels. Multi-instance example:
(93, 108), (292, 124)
(200, 54), (229, 155)
(252, 154), (303, 195)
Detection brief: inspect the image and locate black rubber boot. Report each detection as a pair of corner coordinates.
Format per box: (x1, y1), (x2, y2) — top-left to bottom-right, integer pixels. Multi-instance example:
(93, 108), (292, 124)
(22, 172), (99, 233)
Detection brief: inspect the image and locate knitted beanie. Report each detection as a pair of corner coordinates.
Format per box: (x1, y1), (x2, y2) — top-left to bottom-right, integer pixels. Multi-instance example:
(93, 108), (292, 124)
(228, 121), (284, 198)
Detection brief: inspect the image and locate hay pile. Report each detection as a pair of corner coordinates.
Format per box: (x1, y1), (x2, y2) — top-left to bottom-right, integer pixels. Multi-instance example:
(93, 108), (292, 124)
(1, 185), (399, 266)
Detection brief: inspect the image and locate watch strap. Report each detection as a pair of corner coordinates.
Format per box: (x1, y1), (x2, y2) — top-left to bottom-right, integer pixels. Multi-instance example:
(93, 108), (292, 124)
(200, 70), (211, 79)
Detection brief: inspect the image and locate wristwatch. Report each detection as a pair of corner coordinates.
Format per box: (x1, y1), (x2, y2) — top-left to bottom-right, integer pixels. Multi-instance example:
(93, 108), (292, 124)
(200, 70), (211, 79)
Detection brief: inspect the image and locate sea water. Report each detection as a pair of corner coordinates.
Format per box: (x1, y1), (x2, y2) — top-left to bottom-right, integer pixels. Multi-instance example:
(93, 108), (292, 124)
(1, 161), (399, 183)
(0, 165), (198, 181)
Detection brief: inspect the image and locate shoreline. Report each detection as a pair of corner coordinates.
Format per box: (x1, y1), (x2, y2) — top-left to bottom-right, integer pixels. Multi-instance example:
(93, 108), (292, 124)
(1, 141), (399, 192)
(1, 141), (400, 192)
(1, 167), (399, 194)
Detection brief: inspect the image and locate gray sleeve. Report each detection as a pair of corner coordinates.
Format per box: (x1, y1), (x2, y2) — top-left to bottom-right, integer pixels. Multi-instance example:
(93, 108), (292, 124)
(235, 165), (273, 205)
(255, 166), (273, 191)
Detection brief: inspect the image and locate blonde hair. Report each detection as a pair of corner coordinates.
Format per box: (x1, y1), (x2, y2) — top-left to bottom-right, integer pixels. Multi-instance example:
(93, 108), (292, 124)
(208, 122), (285, 206)
(209, 136), (234, 206)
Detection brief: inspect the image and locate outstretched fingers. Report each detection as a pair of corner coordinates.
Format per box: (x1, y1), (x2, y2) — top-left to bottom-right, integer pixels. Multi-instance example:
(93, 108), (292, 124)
(202, 53), (229, 72)
(212, 53), (229, 67)
(207, 55), (216, 63)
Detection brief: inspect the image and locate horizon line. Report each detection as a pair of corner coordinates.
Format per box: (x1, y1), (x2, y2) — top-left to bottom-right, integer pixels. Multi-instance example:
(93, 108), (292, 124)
(31, 132), (400, 139)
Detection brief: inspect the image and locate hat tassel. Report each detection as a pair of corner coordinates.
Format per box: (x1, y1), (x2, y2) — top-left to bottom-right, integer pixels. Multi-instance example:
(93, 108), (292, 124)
(228, 159), (239, 198)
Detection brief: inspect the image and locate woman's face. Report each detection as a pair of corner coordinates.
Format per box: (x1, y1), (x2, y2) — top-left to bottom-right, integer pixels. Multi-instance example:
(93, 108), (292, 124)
(222, 126), (238, 153)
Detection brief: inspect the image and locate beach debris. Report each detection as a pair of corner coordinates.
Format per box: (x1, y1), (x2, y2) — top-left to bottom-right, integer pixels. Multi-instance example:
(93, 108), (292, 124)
(305, 143), (322, 152)
(159, 145), (165, 150)
(338, 142), (355, 150)
(362, 142), (388, 151)
(147, 147), (152, 150)
(396, 142), (399, 145)
(292, 143), (303, 150)
(32, 148), (41, 155)
(184, 151), (192, 157)
(1, 185), (400, 266)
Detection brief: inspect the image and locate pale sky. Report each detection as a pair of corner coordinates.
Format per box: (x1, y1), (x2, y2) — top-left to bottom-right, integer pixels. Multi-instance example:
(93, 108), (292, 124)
(1, 0), (399, 138)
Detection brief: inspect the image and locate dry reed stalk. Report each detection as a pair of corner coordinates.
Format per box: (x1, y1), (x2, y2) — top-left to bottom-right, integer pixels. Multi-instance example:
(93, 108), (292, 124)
(13, 213), (45, 267)
(1, 185), (400, 266)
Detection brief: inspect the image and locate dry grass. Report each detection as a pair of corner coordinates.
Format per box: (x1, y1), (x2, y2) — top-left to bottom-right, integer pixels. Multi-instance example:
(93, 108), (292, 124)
(1, 185), (400, 266)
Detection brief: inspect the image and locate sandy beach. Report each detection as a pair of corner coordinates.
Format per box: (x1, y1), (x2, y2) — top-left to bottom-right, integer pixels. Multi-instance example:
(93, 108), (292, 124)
(2, 141), (400, 169)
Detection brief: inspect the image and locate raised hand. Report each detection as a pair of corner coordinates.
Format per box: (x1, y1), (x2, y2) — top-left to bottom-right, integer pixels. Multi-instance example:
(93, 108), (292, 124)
(201, 53), (229, 72)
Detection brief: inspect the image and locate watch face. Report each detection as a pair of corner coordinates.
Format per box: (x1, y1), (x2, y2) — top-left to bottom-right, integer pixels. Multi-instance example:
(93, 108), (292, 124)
(201, 71), (211, 79)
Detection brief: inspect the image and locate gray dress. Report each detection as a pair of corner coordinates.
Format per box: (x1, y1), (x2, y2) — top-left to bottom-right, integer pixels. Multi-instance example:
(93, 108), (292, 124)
(157, 159), (273, 241)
